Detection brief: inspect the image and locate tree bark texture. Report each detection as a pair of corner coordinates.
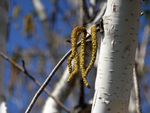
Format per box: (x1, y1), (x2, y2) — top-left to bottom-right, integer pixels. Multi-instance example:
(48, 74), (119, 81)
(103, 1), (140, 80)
(92, 0), (140, 113)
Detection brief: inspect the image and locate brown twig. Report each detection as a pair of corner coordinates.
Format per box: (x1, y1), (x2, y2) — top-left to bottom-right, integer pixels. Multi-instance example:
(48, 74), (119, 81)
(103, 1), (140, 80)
(0, 52), (70, 113)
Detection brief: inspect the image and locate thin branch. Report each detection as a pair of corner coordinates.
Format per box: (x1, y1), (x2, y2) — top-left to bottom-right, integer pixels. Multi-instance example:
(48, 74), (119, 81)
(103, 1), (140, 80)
(82, 0), (90, 20)
(25, 49), (71, 113)
(86, 1), (106, 27)
(25, 36), (93, 113)
(0, 52), (70, 113)
(21, 60), (30, 75)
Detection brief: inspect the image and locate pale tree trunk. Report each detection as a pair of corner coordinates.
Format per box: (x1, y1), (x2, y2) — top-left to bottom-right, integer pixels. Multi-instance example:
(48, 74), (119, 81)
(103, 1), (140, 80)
(42, 68), (76, 113)
(0, 102), (7, 113)
(92, 0), (140, 113)
(32, 0), (47, 21)
(0, 0), (9, 113)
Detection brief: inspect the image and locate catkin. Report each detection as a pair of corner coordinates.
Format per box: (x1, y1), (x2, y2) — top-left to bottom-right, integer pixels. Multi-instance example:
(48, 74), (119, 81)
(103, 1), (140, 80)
(67, 26), (97, 88)
(67, 26), (86, 81)
(79, 26), (97, 87)
(85, 26), (97, 76)
(24, 15), (35, 34)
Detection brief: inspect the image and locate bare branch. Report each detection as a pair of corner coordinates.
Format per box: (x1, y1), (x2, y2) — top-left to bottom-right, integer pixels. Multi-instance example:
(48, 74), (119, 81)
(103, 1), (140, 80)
(0, 52), (70, 113)
(24, 33), (94, 113)
(25, 48), (71, 113)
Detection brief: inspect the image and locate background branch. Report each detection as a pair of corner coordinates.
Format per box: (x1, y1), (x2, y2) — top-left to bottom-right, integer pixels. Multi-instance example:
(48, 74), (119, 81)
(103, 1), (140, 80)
(0, 52), (70, 113)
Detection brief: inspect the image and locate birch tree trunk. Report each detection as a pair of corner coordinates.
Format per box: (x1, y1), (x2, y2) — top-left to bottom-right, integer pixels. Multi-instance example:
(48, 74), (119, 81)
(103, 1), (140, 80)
(92, 0), (140, 113)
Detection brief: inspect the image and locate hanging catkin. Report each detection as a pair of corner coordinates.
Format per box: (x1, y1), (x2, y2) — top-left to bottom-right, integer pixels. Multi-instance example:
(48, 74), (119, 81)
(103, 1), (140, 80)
(67, 26), (97, 88)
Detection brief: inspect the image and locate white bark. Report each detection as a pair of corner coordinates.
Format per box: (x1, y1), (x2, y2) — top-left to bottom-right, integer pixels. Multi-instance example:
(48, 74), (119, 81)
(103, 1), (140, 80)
(32, 0), (47, 21)
(42, 68), (75, 113)
(92, 0), (140, 113)
(0, 102), (7, 113)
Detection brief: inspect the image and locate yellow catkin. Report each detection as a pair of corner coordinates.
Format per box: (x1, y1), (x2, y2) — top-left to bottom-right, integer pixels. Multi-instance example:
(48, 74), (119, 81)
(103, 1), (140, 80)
(79, 26), (97, 88)
(67, 26), (97, 88)
(24, 15), (35, 34)
(67, 26), (86, 82)
(79, 30), (88, 87)
(13, 6), (21, 18)
(67, 51), (79, 81)
(85, 26), (97, 75)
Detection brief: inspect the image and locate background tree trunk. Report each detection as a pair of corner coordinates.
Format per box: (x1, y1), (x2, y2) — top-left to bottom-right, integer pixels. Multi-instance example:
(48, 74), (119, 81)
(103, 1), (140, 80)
(42, 68), (76, 113)
(92, 0), (140, 113)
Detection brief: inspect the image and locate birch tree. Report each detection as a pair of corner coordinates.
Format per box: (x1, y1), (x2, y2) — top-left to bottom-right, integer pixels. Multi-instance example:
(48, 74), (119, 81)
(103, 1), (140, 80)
(92, 0), (140, 113)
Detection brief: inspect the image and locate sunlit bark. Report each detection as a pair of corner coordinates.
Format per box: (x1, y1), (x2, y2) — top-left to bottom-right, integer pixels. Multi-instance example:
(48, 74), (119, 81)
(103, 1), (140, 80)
(92, 0), (140, 113)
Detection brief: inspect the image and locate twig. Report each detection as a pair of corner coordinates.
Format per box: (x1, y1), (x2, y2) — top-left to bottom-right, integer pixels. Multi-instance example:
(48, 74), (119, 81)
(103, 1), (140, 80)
(22, 60), (29, 75)
(0, 52), (70, 113)
(25, 49), (71, 113)
(25, 36), (93, 113)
